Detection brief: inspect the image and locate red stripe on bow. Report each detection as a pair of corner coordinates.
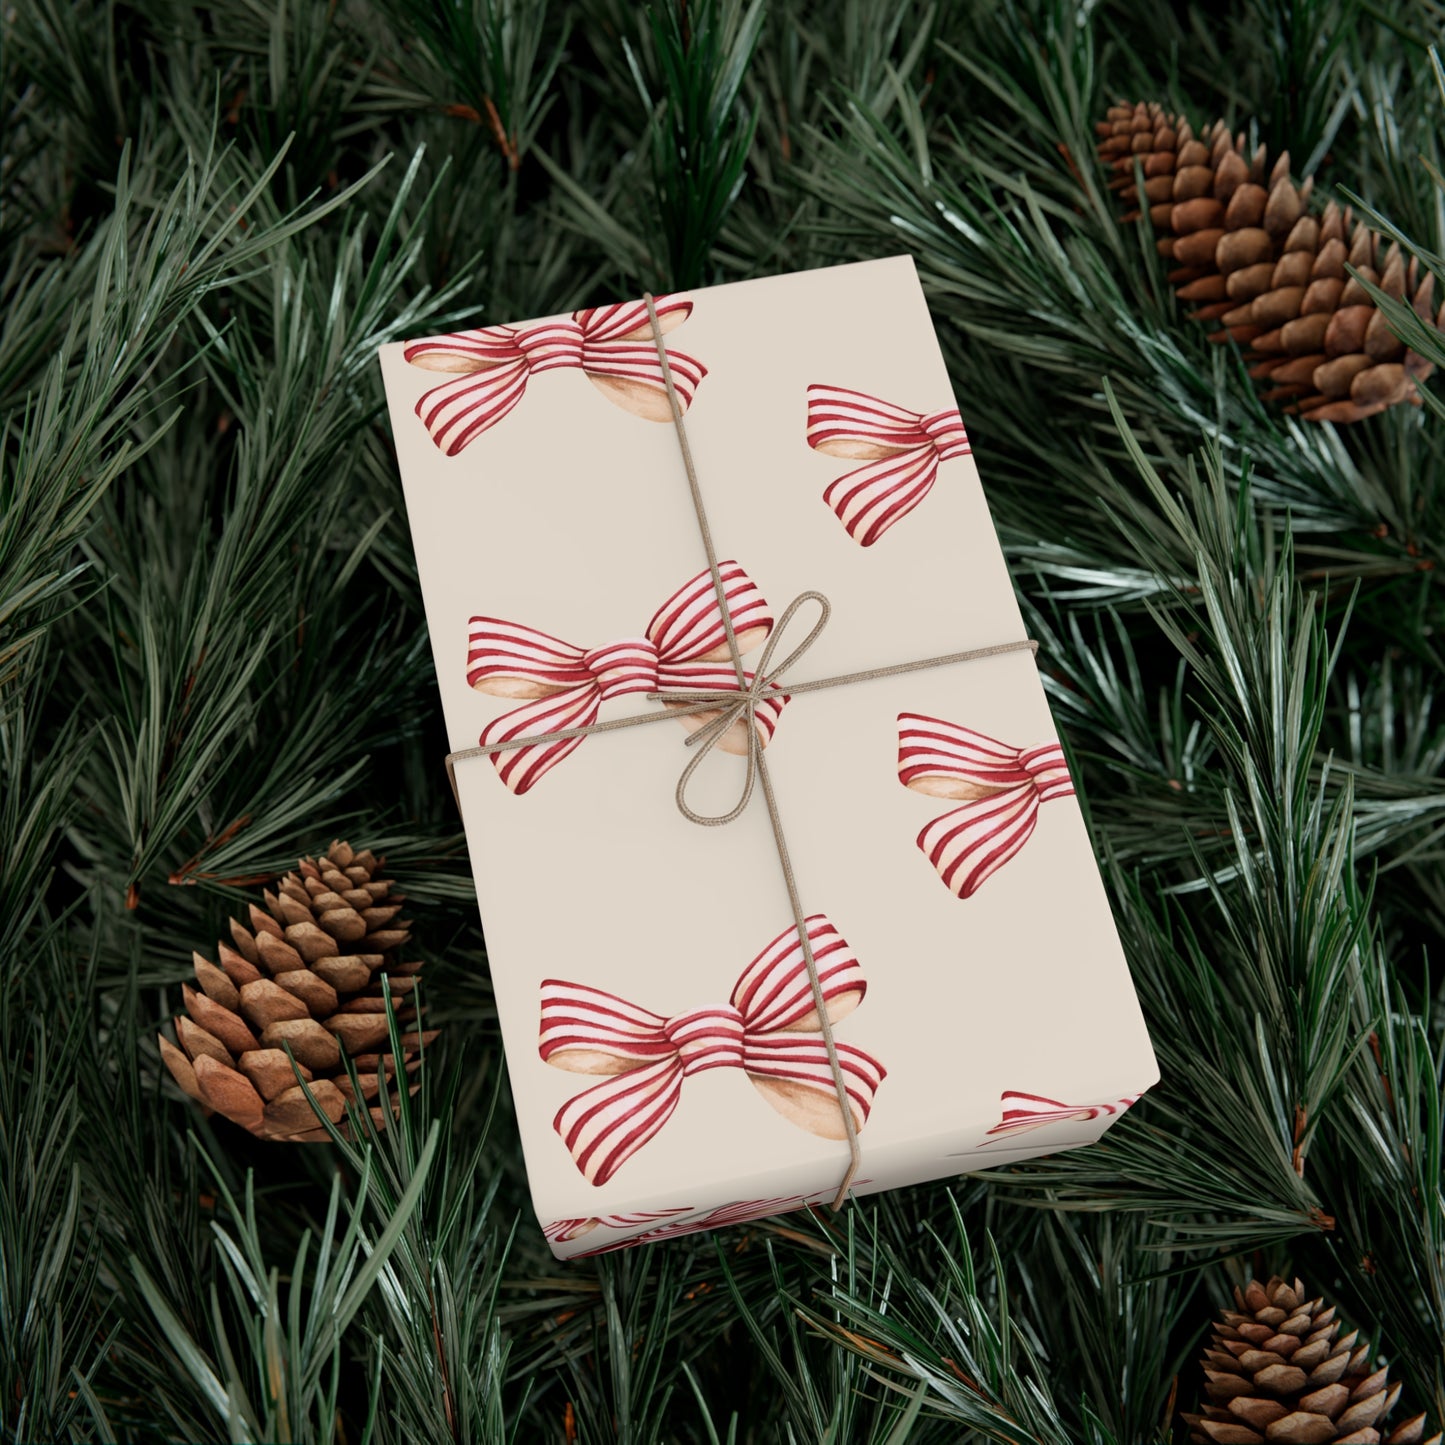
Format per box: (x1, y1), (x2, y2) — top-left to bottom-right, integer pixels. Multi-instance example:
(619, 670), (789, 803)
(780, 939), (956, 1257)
(539, 916), (886, 1186)
(984, 1090), (1138, 1140)
(467, 561), (788, 793)
(542, 1209), (691, 1245)
(404, 295), (705, 454)
(898, 713), (1073, 898)
(568, 1196), (806, 1254)
(806, 385), (970, 546)
(562, 1177), (876, 1255)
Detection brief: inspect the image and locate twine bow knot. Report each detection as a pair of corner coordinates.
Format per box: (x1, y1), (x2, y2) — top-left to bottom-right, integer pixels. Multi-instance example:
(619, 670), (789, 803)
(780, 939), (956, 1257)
(655, 590), (830, 825)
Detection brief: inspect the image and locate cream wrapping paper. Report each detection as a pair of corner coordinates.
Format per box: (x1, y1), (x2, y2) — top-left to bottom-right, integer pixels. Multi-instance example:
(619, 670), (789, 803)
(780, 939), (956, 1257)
(378, 255), (1158, 1258)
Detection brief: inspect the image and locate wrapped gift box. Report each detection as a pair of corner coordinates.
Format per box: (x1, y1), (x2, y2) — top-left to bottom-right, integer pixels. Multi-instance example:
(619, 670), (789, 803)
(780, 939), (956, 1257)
(377, 255), (1158, 1259)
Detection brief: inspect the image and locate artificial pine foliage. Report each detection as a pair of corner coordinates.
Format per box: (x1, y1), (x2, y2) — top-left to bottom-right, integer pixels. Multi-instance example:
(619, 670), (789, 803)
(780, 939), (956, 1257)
(3, 2), (1445, 1443)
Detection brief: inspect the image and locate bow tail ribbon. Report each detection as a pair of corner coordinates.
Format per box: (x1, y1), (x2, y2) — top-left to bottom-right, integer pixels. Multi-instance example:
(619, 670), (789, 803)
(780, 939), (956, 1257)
(405, 297), (706, 453)
(823, 446), (943, 547)
(478, 685), (603, 796)
(571, 298), (706, 422)
(806, 385), (969, 546)
(566, 1178), (876, 1255)
(900, 714), (1074, 897)
(578, 341), (706, 422)
(540, 917), (885, 1186)
(412, 354), (532, 458)
(741, 1035), (885, 1139)
(479, 667), (783, 791)
(549, 1041), (881, 1186)
(552, 1058), (688, 1187)
(916, 784), (1044, 900)
(572, 1195), (811, 1254)
(467, 562), (786, 793)
(985, 1091), (1139, 1140)
(543, 1208), (692, 1245)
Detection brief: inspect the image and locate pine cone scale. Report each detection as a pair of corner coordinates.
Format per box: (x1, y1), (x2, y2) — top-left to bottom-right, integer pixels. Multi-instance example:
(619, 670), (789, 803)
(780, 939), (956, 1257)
(220, 938), (261, 981)
(159, 840), (429, 1140)
(193, 1055), (264, 1131)
(194, 956), (239, 1008)
(278, 970), (337, 1012)
(1191, 1427), (1262, 1443)
(1269, 1415), (1337, 1443)
(242, 979), (309, 1027)
(240, 1048), (312, 1100)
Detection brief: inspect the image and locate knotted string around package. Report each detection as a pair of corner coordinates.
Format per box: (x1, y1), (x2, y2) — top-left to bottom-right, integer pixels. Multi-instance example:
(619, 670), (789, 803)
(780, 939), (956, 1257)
(445, 294), (1039, 1208)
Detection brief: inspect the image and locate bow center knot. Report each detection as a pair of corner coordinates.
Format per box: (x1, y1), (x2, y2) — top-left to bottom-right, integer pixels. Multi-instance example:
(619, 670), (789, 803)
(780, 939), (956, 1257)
(662, 1004), (747, 1076)
(583, 638), (661, 699)
(920, 407), (969, 459)
(1019, 741), (1072, 801)
(515, 318), (586, 373)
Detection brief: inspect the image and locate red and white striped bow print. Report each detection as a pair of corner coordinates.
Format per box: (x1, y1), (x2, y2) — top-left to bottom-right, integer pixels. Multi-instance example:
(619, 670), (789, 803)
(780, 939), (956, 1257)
(404, 296), (705, 455)
(566, 1194), (809, 1255)
(468, 561), (787, 794)
(984, 1091), (1138, 1141)
(898, 713), (1074, 899)
(806, 385), (971, 546)
(563, 1176), (876, 1255)
(542, 1209), (691, 1246)
(539, 915), (886, 1186)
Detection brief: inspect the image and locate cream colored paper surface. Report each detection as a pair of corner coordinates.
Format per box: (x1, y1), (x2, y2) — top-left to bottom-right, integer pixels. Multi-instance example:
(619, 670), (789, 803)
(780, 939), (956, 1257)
(379, 255), (1158, 1256)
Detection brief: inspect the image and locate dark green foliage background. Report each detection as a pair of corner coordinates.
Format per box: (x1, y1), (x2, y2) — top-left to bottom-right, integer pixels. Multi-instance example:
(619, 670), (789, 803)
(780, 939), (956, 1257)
(3, 0), (1445, 1440)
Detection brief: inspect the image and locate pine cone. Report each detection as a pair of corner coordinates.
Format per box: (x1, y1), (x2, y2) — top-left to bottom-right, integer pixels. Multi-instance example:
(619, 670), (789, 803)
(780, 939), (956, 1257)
(1183, 1277), (1439, 1444)
(1098, 100), (1439, 422)
(157, 841), (434, 1141)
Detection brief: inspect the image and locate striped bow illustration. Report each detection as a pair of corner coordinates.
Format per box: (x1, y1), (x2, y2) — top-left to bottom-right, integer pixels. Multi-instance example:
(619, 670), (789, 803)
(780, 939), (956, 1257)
(542, 1209), (691, 1246)
(564, 1195), (809, 1256)
(539, 915), (886, 1186)
(806, 385), (970, 545)
(404, 295), (705, 455)
(563, 1180), (875, 1255)
(468, 561), (787, 794)
(984, 1090), (1138, 1142)
(898, 713), (1074, 898)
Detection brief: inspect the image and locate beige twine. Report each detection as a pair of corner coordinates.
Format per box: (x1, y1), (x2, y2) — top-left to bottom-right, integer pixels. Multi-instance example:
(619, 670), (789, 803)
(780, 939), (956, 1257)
(445, 293), (1037, 1209)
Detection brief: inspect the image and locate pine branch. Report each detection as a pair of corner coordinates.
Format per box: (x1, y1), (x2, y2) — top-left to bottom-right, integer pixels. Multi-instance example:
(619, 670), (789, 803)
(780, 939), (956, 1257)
(786, 1201), (1131, 1445)
(3, 4), (1445, 1441)
(0, 984), (113, 1444)
(131, 1121), (438, 1443)
(62, 140), (459, 907)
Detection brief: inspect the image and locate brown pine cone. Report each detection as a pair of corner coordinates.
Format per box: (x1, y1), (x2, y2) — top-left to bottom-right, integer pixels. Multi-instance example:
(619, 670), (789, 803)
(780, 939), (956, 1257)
(1183, 1277), (1440, 1444)
(1098, 100), (1440, 422)
(157, 841), (434, 1141)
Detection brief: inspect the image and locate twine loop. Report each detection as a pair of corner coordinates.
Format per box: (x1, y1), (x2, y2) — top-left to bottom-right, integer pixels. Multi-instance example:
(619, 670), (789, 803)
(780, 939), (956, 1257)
(657, 589), (831, 826)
